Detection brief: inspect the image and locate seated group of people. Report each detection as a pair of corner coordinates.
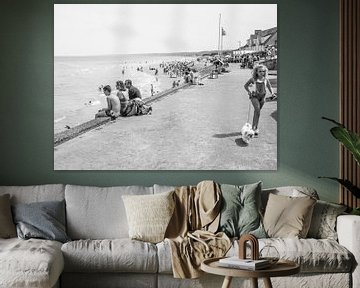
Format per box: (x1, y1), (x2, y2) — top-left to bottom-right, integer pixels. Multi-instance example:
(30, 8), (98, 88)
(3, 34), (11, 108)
(95, 80), (152, 120)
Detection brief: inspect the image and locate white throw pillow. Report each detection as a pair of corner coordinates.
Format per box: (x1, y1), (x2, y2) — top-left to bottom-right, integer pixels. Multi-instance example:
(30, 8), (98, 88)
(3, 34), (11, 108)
(122, 191), (175, 243)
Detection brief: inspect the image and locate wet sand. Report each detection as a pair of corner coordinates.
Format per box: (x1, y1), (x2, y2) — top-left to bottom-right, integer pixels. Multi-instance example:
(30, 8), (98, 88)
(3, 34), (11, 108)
(54, 64), (277, 170)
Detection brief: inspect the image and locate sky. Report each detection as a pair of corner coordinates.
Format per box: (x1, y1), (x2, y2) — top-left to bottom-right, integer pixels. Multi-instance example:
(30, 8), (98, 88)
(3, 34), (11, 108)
(54, 4), (277, 56)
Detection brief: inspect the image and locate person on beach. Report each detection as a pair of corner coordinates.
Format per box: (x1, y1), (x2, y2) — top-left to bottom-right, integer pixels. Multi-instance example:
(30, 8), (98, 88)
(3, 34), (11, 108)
(121, 80), (152, 116)
(244, 64), (275, 136)
(151, 84), (155, 96)
(95, 85), (120, 120)
(115, 81), (128, 117)
(125, 79), (142, 100)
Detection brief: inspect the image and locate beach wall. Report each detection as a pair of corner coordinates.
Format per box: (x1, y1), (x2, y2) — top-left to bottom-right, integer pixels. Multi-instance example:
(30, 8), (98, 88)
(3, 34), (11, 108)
(0, 0), (340, 203)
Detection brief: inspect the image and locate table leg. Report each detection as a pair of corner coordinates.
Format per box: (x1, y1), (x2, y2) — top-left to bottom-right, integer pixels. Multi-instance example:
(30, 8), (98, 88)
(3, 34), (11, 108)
(263, 277), (273, 288)
(221, 276), (233, 288)
(251, 278), (258, 288)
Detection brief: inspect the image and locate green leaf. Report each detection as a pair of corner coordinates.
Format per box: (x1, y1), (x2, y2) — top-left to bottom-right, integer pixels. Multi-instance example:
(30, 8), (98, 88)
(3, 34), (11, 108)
(330, 127), (360, 165)
(318, 177), (360, 198)
(351, 208), (360, 215)
(322, 117), (360, 165)
(321, 116), (344, 127)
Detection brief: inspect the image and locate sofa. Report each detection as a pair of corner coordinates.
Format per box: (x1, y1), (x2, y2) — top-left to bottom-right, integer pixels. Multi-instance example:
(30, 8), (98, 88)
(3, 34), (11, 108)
(0, 183), (359, 288)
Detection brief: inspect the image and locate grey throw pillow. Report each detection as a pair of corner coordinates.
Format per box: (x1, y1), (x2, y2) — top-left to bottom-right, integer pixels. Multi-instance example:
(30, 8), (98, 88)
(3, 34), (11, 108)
(307, 200), (347, 240)
(218, 182), (266, 238)
(0, 194), (17, 238)
(12, 200), (70, 243)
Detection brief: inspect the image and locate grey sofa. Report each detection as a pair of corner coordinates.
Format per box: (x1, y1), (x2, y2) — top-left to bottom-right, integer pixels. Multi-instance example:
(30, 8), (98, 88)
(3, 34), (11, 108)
(0, 184), (359, 288)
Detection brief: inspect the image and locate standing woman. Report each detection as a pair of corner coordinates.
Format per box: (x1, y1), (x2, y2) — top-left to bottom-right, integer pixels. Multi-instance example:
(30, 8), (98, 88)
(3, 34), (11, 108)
(244, 64), (275, 136)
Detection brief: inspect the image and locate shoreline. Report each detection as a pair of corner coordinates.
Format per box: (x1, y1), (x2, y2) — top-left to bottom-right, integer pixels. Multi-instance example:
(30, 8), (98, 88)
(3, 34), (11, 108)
(54, 64), (215, 147)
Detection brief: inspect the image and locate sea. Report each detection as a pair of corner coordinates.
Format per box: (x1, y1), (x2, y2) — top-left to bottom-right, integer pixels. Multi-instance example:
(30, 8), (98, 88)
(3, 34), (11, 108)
(54, 53), (196, 134)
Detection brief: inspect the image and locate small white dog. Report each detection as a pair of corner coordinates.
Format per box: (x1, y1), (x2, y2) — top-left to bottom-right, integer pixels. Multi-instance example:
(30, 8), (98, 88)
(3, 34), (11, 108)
(240, 123), (255, 144)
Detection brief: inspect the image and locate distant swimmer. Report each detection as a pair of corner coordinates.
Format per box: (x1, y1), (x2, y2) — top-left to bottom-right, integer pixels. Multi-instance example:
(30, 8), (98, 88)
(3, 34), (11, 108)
(85, 100), (101, 106)
(65, 125), (71, 129)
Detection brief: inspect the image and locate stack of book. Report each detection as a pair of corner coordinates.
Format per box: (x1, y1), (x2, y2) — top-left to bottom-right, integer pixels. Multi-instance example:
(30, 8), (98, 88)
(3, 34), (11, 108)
(218, 257), (271, 270)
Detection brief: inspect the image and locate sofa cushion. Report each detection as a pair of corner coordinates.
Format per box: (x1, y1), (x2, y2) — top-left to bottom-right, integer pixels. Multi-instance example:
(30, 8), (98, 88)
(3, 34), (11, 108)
(0, 184), (65, 204)
(158, 238), (353, 274)
(12, 200), (70, 243)
(122, 191), (175, 243)
(307, 200), (347, 240)
(153, 184), (176, 194)
(261, 238), (353, 273)
(61, 239), (158, 273)
(65, 185), (153, 239)
(263, 193), (316, 238)
(0, 238), (64, 288)
(0, 194), (16, 238)
(225, 238), (353, 274)
(156, 240), (173, 274)
(218, 182), (266, 238)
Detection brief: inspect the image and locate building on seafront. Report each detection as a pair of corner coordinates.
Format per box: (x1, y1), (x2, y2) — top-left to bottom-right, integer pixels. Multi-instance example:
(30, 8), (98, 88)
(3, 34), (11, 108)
(231, 27), (277, 62)
(244, 27), (277, 52)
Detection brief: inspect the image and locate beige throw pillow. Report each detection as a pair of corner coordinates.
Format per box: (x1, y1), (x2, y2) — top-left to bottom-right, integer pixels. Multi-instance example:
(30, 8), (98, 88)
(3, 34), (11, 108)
(0, 194), (17, 238)
(122, 191), (175, 243)
(263, 193), (316, 238)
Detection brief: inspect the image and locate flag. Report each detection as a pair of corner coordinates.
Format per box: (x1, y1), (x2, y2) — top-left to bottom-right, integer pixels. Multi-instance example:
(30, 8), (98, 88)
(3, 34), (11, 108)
(222, 27), (226, 36)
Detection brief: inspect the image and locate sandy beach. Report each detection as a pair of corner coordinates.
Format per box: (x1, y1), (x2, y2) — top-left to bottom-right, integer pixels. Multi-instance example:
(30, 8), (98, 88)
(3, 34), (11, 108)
(54, 63), (277, 170)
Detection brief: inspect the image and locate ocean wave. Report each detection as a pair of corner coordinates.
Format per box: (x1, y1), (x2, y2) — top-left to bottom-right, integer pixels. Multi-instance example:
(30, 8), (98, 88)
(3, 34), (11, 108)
(54, 116), (66, 123)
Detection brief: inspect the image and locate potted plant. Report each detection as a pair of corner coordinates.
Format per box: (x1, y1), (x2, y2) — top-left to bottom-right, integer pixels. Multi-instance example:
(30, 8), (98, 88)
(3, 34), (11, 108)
(320, 117), (360, 215)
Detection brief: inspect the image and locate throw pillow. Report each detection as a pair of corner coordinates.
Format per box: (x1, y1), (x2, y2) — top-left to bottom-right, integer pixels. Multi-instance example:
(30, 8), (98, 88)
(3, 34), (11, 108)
(218, 182), (266, 238)
(12, 200), (70, 243)
(307, 200), (347, 240)
(263, 193), (316, 238)
(122, 190), (175, 243)
(0, 194), (17, 238)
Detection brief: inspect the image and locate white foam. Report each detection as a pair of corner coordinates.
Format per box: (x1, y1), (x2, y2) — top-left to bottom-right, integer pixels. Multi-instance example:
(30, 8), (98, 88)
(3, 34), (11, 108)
(54, 116), (66, 123)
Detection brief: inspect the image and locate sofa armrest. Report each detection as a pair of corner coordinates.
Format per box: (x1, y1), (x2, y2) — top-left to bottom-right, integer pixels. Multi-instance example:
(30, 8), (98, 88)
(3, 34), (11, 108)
(337, 215), (360, 288)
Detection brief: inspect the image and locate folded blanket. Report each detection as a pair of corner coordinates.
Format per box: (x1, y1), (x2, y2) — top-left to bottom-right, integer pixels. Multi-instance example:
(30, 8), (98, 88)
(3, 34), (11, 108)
(165, 180), (231, 278)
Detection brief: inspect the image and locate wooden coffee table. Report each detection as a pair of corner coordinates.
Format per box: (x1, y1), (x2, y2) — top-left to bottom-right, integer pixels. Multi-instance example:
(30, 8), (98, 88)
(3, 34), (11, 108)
(201, 257), (300, 288)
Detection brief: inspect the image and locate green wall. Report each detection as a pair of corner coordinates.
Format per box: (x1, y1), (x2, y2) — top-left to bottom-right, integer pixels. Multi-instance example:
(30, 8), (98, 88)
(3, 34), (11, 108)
(0, 0), (340, 203)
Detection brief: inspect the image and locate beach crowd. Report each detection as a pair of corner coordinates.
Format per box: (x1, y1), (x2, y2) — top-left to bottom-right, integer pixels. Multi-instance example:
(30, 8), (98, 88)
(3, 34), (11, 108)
(94, 59), (208, 120)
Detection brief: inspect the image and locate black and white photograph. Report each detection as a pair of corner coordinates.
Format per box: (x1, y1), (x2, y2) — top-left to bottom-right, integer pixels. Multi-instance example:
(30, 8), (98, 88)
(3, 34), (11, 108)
(54, 4), (278, 170)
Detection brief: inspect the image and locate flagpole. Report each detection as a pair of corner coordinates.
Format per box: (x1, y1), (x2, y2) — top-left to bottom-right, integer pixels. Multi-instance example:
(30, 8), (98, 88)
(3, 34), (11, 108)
(221, 27), (223, 54)
(218, 13), (221, 56)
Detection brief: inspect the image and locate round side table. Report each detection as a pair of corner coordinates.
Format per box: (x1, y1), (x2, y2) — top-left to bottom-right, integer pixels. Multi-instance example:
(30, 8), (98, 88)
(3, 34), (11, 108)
(201, 257), (300, 288)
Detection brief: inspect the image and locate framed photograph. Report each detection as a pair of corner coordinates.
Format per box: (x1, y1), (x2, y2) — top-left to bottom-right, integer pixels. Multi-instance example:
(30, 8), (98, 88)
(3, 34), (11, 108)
(54, 4), (277, 170)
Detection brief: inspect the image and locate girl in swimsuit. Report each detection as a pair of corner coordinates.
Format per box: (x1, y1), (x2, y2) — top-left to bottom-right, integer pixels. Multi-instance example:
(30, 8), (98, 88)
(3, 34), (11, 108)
(244, 64), (275, 136)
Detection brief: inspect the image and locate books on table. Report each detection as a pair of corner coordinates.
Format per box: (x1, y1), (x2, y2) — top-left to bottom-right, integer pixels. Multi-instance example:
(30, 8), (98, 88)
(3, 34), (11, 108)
(218, 257), (271, 270)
